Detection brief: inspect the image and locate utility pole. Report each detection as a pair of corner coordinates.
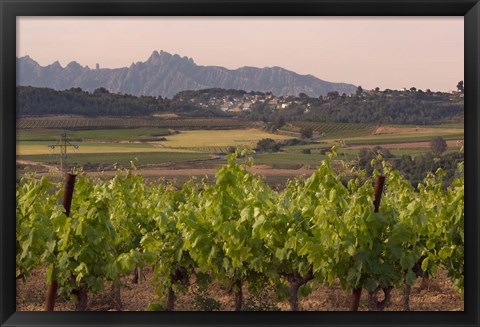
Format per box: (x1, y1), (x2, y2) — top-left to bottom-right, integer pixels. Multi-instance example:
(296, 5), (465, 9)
(48, 130), (79, 175)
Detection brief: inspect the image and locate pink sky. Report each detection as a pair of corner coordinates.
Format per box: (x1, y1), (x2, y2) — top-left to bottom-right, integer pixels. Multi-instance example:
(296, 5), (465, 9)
(17, 17), (464, 92)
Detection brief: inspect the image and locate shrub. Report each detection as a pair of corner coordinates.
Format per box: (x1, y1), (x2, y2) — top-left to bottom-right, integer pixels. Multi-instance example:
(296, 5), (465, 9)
(256, 138), (280, 153)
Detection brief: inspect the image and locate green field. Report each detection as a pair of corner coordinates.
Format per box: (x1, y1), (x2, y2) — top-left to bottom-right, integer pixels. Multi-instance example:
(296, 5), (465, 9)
(281, 121), (464, 145)
(281, 122), (377, 139)
(16, 128), (293, 171)
(344, 133), (464, 145)
(18, 152), (212, 169)
(17, 128), (171, 142)
(341, 124), (463, 145)
(16, 120), (464, 174)
(17, 129), (291, 155)
(17, 141), (200, 155)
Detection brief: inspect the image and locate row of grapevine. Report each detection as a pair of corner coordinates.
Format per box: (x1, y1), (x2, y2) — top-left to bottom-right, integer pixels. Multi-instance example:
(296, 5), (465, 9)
(17, 118), (253, 130)
(285, 121), (377, 139)
(177, 146), (242, 153)
(16, 149), (464, 311)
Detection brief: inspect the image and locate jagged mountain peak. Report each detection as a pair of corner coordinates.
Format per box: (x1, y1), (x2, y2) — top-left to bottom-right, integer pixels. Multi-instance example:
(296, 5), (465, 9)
(17, 51), (357, 98)
(18, 55), (39, 66)
(150, 50), (161, 58)
(147, 50), (166, 65)
(146, 50), (195, 66)
(47, 60), (62, 69)
(66, 61), (83, 69)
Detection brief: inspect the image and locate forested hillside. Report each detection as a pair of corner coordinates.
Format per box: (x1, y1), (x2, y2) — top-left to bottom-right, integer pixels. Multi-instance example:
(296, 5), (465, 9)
(301, 92), (464, 125)
(245, 90), (464, 126)
(16, 86), (226, 117)
(17, 86), (463, 125)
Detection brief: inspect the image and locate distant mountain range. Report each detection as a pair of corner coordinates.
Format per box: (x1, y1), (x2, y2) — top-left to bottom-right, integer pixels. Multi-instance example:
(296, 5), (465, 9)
(16, 50), (357, 98)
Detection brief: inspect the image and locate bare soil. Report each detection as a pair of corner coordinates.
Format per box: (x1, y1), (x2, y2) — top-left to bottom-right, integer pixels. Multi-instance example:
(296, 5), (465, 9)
(152, 113), (179, 119)
(347, 140), (462, 150)
(16, 267), (463, 311)
(17, 159), (317, 180)
(18, 115), (87, 121)
(373, 126), (461, 136)
(16, 160), (57, 171)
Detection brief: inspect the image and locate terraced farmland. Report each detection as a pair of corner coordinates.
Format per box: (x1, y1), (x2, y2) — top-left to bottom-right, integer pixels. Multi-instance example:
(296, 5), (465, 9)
(178, 146), (234, 153)
(282, 122), (377, 139)
(16, 116), (464, 179)
(16, 117), (253, 130)
(17, 128), (171, 142)
(17, 152), (212, 169)
(150, 129), (290, 148)
(16, 128), (292, 172)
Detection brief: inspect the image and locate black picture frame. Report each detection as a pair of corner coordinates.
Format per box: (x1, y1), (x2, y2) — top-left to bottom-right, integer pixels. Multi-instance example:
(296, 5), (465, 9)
(1, 0), (479, 326)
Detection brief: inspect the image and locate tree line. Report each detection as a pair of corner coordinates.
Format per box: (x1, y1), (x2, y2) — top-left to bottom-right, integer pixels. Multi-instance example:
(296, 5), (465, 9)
(254, 135), (463, 189)
(244, 91), (463, 127)
(356, 141), (463, 188)
(17, 86), (463, 126)
(16, 86), (228, 118)
(301, 93), (463, 125)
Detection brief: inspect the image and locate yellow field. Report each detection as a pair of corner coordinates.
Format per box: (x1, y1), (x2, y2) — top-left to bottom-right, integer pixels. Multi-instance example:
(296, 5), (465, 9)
(16, 129), (290, 155)
(151, 129), (291, 148)
(16, 143), (198, 155)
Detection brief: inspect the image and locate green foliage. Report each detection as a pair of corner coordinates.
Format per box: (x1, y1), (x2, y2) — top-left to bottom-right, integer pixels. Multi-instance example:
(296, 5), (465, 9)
(53, 173), (120, 298)
(300, 127), (313, 139)
(173, 88), (248, 102)
(193, 293), (222, 311)
(287, 121), (376, 139)
(256, 138), (281, 153)
(301, 91), (463, 125)
(356, 86), (364, 96)
(16, 150), (464, 309)
(16, 175), (61, 280)
(417, 168), (464, 297)
(430, 136), (448, 156)
(456, 81), (464, 93)
(17, 86), (227, 118)
(177, 152), (275, 305)
(357, 149), (464, 188)
(17, 86), (162, 117)
(17, 86), (463, 127)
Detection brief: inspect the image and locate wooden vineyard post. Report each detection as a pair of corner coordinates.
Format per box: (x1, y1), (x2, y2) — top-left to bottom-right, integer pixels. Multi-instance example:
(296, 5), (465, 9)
(373, 176), (386, 213)
(45, 279), (58, 312)
(350, 288), (363, 311)
(45, 173), (77, 311)
(62, 173), (77, 217)
(350, 175), (385, 311)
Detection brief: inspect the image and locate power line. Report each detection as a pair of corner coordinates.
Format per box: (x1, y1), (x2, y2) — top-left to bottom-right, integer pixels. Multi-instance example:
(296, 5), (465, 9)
(48, 130), (79, 175)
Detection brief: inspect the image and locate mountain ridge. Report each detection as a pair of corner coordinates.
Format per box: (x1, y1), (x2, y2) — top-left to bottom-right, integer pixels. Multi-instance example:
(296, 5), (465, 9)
(16, 50), (358, 98)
